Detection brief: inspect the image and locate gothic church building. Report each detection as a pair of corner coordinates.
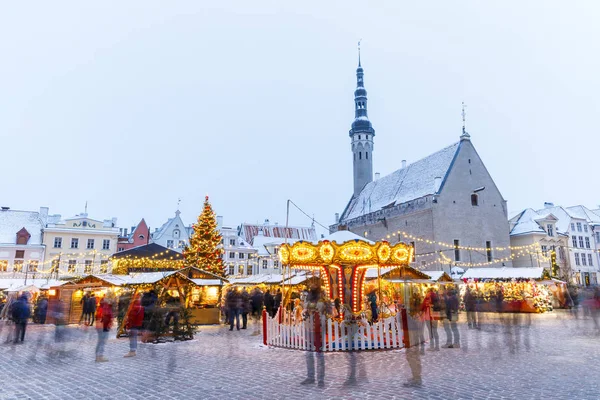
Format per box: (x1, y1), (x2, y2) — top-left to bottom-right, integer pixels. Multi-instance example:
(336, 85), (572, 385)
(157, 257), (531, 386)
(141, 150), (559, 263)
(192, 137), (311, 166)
(330, 59), (512, 271)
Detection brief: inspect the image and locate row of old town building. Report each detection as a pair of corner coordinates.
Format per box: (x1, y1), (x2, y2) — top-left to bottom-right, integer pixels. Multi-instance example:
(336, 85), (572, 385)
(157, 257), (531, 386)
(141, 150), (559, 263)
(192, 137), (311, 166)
(0, 201), (599, 286)
(0, 206), (317, 279)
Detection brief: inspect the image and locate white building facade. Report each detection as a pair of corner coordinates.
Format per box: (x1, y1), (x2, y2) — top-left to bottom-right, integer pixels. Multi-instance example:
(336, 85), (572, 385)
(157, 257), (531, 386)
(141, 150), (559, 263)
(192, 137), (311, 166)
(43, 213), (119, 276)
(220, 219), (258, 276)
(151, 210), (190, 252)
(0, 207), (49, 277)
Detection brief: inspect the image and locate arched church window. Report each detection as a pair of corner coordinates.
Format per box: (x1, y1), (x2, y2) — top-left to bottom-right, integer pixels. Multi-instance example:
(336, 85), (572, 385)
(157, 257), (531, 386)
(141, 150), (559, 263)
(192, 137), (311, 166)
(359, 152), (362, 160)
(366, 152), (369, 159)
(358, 135), (361, 140)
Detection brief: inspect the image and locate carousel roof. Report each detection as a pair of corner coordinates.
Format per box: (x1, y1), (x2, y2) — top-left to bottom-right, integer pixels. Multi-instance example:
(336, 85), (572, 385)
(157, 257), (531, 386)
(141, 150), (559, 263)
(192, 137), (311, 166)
(461, 267), (544, 280)
(318, 230), (374, 245)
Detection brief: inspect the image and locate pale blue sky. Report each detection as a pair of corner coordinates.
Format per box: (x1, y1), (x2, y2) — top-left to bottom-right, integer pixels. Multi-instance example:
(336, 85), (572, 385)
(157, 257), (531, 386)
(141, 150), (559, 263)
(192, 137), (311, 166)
(1, 1), (599, 235)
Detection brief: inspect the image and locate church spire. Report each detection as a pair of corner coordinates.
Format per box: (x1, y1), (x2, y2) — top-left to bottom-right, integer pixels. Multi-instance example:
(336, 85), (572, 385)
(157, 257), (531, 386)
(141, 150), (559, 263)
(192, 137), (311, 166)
(349, 46), (375, 197)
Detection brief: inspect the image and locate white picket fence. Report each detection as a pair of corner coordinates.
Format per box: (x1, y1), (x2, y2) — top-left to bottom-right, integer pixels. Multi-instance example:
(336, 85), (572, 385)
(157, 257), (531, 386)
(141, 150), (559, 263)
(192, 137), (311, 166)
(264, 310), (406, 351)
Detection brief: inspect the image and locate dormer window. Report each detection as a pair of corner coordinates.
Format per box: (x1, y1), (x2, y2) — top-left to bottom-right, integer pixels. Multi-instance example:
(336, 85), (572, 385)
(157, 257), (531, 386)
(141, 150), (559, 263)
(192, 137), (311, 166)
(546, 224), (554, 237)
(16, 228), (31, 245)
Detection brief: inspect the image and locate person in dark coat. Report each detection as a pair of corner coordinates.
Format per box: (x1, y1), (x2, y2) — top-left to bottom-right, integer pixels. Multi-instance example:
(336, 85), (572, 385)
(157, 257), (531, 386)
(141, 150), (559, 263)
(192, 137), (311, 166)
(274, 289), (282, 315)
(250, 288), (264, 317)
(226, 288), (242, 331)
(11, 294), (31, 343)
(264, 290), (274, 317)
(240, 288), (251, 329)
(368, 291), (378, 323)
(79, 292), (90, 324)
(87, 294), (97, 326)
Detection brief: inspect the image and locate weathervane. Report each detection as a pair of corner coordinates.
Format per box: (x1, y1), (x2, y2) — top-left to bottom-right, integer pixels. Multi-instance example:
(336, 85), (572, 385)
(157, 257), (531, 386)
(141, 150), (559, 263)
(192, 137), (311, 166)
(358, 39), (362, 66)
(461, 102), (467, 135)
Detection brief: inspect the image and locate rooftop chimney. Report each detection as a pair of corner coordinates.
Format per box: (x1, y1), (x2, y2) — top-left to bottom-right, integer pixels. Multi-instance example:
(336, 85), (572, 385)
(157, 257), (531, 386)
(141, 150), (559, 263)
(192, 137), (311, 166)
(401, 160), (407, 169)
(335, 213), (340, 223)
(375, 172), (380, 180)
(544, 202), (554, 209)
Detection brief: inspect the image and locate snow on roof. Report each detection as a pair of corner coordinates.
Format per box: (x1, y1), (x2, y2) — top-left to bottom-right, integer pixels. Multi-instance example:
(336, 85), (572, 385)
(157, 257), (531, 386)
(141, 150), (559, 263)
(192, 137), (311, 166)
(422, 271), (446, 281)
(364, 267), (394, 279)
(125, 271), (178, 285)
(228, 274), (284, 285)
(319, 230), (374, 245)
(189, 279), (223, 286)
(252, 236), (300, 255)
(0, 279), (67, 290)
(565, 205), (600, 223)
(510, 209), (546, 236)
(461, 267), (544, 280)
(0, 210), (44, 245)
(341, 142), (460, 221)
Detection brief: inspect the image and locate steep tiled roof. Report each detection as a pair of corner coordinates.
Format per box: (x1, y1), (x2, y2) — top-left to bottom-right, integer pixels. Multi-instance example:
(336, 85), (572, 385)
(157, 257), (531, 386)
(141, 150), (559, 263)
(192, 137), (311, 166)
(340, 142), (460, 221)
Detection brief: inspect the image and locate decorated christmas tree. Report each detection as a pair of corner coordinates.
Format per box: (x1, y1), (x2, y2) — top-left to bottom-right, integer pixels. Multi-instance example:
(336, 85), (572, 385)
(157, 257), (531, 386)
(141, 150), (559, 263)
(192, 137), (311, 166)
(183, 196), (226, 277)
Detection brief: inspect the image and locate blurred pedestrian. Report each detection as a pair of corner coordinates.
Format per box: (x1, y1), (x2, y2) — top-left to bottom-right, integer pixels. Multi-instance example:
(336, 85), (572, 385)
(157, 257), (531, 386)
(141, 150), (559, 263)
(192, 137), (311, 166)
(264, 290), (274, 318)
(11, 294), (31, 344)
(274, 289), (282, 315)
(79, 292), (90, 325)
(226, 287), (241, 331)
(368, 290), (378, 323)
(442, 289), (460, 349)
(241, 288), (251, 329)
(250, 288), (263, 318)
(124, 297), (144, 358)
(465, 287), (477, 329)
(422, 287), (440, 351)
(88, 293), (97, 326)
(95, 299), (113, 362)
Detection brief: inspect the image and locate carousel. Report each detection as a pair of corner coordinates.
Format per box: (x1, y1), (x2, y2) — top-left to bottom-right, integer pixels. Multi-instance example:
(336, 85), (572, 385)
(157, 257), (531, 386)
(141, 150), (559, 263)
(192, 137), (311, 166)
(263, 230), (424, 351)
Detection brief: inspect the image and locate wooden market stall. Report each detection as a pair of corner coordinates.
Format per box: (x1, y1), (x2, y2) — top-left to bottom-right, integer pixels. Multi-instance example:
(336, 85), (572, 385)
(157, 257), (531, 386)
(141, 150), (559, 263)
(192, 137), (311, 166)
(46, 275), (128, 325)
(460, 267), (556, 313)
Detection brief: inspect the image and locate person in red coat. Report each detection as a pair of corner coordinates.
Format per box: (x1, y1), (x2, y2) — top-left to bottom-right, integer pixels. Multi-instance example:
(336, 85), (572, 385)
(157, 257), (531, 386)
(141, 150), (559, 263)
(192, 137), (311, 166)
(124, 298), (144, 357)
(95, 299), (113, 362)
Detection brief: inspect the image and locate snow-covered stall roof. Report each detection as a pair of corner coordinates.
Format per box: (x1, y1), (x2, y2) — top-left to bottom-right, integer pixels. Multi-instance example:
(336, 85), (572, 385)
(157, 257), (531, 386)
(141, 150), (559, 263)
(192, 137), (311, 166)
(422, 271), (453, 282)
(0, 279), (67, 291)
(364, 267), (394, 279)
(189, 279), (223, 286)
(125, 271), (179, 285)
(461, 267), (545, 280)
(341, 142), (459, 221)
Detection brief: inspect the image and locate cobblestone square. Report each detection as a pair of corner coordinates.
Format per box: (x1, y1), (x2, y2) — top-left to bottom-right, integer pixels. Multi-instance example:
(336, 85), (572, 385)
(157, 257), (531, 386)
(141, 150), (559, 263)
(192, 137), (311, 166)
(0, 311), (599, 399)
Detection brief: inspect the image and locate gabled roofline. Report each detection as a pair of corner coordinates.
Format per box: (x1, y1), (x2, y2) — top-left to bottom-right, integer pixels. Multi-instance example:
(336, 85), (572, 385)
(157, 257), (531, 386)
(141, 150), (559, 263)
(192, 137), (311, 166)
(436, 141), (462, 195)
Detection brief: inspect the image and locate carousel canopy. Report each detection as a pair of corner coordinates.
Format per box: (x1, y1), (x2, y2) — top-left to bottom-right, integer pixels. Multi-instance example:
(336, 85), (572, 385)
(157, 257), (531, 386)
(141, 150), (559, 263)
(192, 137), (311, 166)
(318, 230), (374, 245)
(280, 232), (413, 267)
(461, 267), (545, 280)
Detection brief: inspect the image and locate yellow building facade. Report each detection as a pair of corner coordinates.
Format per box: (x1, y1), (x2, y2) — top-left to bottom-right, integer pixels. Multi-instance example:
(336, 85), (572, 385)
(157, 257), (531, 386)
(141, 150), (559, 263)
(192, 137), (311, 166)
(43, 214), (119, 276)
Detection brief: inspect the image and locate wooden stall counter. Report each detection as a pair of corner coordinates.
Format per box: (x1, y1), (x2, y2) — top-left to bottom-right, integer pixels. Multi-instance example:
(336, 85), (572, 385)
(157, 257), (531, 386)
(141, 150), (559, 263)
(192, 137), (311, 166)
(189, 307), (221, 325)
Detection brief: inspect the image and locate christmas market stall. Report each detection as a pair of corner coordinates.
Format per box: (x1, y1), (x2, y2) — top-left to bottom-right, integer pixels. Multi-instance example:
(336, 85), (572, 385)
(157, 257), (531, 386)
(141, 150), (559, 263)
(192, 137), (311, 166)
(264, 230), (423, 351)
(46, 274), (128, 325)
(459, 267), (555, 313)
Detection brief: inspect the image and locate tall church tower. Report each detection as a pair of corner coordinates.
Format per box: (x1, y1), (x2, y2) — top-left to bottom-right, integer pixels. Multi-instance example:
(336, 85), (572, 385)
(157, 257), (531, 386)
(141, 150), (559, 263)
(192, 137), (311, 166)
(350, 50), (375, 196)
